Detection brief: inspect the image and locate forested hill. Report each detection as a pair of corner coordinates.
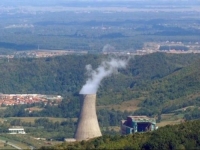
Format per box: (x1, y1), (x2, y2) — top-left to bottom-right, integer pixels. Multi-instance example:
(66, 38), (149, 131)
(1, 53), (200, 117)
(134, 57), (200, 116)
(0, 55), (101, 95)
(40, 119), (200, 150)
(0, 53), (198, 97)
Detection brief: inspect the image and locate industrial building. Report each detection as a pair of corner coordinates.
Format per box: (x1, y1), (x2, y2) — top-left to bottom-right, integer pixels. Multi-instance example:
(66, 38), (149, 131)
(8, 126), (26, 134)
(121, 116), (157, 135)
(74, 94), (102, 141)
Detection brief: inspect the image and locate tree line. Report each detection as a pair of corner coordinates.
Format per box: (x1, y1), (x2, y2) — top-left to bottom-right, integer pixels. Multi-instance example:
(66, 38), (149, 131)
(40, 120), (200, 150)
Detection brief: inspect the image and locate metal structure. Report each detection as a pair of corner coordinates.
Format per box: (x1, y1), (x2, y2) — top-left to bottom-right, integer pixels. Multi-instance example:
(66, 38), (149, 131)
(121, 116), (157, 135)
(74, 94), (102, 141)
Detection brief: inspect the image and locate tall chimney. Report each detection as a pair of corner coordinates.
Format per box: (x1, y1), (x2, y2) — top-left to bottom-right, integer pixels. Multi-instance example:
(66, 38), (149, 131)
(74, 94), (102, 141)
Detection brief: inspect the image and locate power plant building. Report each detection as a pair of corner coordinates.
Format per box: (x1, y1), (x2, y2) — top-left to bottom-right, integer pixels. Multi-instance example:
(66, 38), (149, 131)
(121, 116), (157, 135)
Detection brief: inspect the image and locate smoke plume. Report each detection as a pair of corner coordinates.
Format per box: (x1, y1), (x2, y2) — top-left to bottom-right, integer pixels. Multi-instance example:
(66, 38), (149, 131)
(102, 44), (115, 53)
(79, 58), (128, 94)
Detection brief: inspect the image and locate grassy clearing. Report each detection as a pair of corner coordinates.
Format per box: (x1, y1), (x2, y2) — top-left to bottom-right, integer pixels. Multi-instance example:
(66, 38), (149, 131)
(5, 117), (78, 124)
(0, 141), (12, 149)
(0, 134), (62, 149)
(157, 119), (184, 127)
(0, 135), (29, 149)
(0, 145), (15, 150)
(102, 126), (120, 132)
(108, 126), (120, 132)
(118, 99), (141, 111)
(160, 113), (174, 120)
(97, 99), (141, 112)
(173, 106), (199, 112)
(0, 118), (6, 123)
(157, 113), (185, 127)
(0, 106), (7, 110)
(26, 107), (43, 111)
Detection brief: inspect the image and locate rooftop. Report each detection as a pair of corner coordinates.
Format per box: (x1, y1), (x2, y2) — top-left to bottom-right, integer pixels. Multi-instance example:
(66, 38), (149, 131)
(127, 115), (156, 123)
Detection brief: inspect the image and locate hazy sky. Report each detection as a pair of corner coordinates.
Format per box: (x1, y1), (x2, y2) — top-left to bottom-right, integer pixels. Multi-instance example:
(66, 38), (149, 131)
(0, 0), (200, 7)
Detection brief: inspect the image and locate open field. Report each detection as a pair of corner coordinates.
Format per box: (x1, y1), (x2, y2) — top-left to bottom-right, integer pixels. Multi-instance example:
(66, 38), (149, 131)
(97, 98), (142, 112)
(160, 113), (175, 120)
(0, 141), (14, 150)
(0, 136), (29, 149)
(157, 113), (185, 127)
(0, 144), (15, 150)
(118, 99), (141, 112)
(157, 119), (184, 127)
(4, 117), (70, 123)
(0, 134), (63, 149)
(0, 106), (7, 110)
(26, 107), (43, 112)
(102, 126), (120, 132)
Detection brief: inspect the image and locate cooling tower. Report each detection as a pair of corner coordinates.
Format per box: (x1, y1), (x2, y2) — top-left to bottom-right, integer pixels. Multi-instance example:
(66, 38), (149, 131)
(74, 94), (102, 141)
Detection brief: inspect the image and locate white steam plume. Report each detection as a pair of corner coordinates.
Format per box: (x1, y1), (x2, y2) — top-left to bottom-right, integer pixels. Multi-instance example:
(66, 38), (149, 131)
(79, 58), (128, 94)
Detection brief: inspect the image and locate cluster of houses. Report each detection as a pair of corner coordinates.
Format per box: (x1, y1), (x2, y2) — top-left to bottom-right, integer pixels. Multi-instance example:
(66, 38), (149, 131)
(0, 94), (62, 106)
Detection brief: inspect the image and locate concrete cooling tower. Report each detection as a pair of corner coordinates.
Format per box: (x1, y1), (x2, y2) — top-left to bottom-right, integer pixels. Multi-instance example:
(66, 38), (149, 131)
(74, 94), (102, 141)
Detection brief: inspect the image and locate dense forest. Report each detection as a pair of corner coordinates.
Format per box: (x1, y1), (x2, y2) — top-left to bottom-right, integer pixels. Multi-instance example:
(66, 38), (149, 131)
(40, 120), (200, 150)
(0, 53), (200, 122)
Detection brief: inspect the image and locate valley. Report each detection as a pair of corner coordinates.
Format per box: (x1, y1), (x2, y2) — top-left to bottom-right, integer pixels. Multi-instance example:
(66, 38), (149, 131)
(0, 53), (199, 148)
(0, 0), (200, 149)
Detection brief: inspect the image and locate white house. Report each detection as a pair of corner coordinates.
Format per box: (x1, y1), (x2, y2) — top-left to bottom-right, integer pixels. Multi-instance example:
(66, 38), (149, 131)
(8, 127), (26, 134)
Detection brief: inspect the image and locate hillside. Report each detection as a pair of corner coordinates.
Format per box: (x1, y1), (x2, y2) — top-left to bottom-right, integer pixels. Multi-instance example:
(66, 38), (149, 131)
(0, 53), (198, 96)
(0, 53), (200, 140)
(40, 119), (200, 150)
(0, 55), (101, 95)
(135, 58), (200, 115)
(1, 53), (200, 117)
